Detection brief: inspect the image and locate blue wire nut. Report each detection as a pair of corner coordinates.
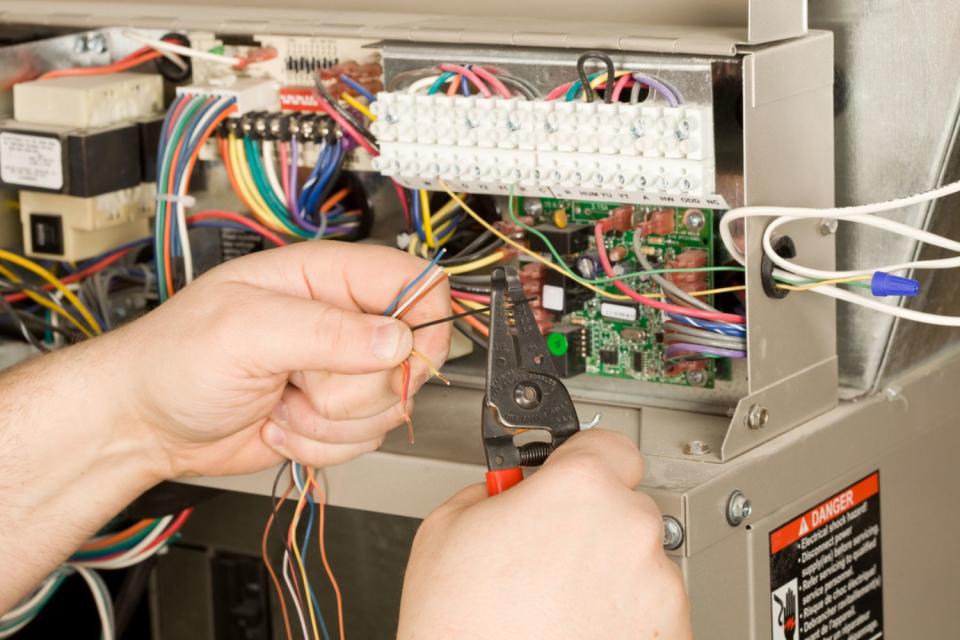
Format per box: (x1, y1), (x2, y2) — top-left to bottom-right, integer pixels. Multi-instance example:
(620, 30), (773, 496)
(871, 272), (920, 297)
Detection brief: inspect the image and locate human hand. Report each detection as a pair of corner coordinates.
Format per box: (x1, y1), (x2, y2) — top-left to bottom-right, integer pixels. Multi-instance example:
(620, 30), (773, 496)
(398, 430), (692, 640)
(108, 241), (450, 479)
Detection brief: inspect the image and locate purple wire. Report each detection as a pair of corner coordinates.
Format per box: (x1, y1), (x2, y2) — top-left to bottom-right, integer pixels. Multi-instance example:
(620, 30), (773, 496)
(632, 73), (681, 107)
(288, 139), (300, 218)
(664, 343), (746, 359)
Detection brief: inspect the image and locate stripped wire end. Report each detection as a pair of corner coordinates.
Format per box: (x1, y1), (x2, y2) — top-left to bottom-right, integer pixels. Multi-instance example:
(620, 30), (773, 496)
(400, 360), (414, 444)
(410, 348), (451, 386)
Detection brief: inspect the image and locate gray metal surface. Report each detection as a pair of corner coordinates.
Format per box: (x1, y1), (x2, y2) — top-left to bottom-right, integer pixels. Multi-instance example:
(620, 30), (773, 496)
(0, 0), (807, 55)
(809, 0), (960, 393)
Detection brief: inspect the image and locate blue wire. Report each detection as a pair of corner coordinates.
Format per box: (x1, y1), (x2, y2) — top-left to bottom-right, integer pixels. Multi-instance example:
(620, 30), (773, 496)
(666, 312), (746, 336)
(301, 494), (332, 640)
(461, 74), (470, 96)
(303, 141), (343, 223)
(339, 74), (376, 103)
(411, 190), (424, 240)
(382, 248), (446, 317)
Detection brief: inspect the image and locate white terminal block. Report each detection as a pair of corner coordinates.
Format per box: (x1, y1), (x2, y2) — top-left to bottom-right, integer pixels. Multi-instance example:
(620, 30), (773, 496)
(177, 77), (281, 116)
(373, 93), (720, 207)
(13, 73), (163, 129)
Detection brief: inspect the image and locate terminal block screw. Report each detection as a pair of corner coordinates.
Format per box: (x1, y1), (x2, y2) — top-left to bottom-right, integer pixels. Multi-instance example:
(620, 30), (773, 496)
(662, 516), (684, 550)
(818, 218), (839, 235)
(682, 440), (711, 456)
(726, 490), (752, 527)
(746, 405), (769, 430)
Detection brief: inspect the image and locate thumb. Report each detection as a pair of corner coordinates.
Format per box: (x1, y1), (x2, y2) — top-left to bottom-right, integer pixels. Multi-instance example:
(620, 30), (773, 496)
(244, 293), (413, 374)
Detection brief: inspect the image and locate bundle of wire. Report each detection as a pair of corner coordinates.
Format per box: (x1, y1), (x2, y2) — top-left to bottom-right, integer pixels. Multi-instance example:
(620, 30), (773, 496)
(720, 176), (960, 326)
(262, 461), (344, 640)
(218, 131), (362, 242)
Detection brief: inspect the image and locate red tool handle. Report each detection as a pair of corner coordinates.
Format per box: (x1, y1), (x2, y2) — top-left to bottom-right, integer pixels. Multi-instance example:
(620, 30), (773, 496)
(485, 467), (524, 496)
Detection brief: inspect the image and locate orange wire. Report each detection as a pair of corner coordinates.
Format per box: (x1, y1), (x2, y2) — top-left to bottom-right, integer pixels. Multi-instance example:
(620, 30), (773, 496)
(79, 519), (154, 551)
(447, 74), (462, 96)
(262, 481), (296, 640)
(319, 188), (350, 214)
(400, 359), (414, 443)
(310, 468), (346, 640)
(451, 299), (490, 336)
(165, 104), (238, 296)
(39, 51), (163, 80)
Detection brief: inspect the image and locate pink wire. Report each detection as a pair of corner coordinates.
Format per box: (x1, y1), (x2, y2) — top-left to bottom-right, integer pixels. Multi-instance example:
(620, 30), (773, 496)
(593, 223), (747, 324)
(437, 63), (492, 98)
(278, 141), (291, 202)
(450, 290), (491, 304)
(470, 65), (512, 99)
(316, 95), (378, 156)
(611, 74), (634, 102)
(546, 81), (575, 101)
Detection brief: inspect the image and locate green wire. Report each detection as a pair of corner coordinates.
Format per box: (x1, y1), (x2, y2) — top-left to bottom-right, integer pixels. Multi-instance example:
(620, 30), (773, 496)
(155, 97), (208, 301)
(69, 523), (158, 560)
(505, 189), (742, 284)
(0, 572), (67, 632)
(243, 138), (311, 238)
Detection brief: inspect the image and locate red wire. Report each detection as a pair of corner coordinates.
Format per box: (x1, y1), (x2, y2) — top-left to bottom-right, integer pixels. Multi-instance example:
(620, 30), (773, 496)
(39, 51), (163, 80)
(141, 509), (193, 552)
(391, 180), (412, 228)
(3, 250), (131, 304)
(593, 223), (747, 324)
(188, 210), (289, 247)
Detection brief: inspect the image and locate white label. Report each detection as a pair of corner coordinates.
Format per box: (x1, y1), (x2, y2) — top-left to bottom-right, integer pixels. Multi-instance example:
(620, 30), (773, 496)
(600, 303), (637, 322)
(0, 132), (63, 190)
(542, 284), (565, 312)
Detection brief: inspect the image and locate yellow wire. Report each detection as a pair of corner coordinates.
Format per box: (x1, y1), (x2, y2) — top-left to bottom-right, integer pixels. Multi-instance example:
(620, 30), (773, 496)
(340, 93), (376, 121)
(0, 249), (101, 334)
(452, 297), (488, 312)
(409, 349), (450, 385)
(777, 275), (871, 292)
(0, 264), (93, 339)
(289, 472), (321, 640)
(586, 70), (632, 100)
(420, 190), (435, 248)
(228, 135), (287, 232)
(438, 183), (632, 301)
(443, 250), (506, 275)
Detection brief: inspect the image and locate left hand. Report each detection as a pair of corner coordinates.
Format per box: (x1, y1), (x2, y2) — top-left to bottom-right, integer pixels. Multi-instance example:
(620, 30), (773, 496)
(105, 240), (450, 479)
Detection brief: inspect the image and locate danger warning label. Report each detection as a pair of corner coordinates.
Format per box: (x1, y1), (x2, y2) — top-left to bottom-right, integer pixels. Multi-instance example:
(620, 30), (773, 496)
(769, 472), (883, 640)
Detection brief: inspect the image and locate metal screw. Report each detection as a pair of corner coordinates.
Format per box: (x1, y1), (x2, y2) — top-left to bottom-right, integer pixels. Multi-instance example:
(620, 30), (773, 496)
(818, 218), (839, 236)
(513, 383), (542, 409)
(682, 440), (711, 456)
(746, 405), (769, 430)
(88, 33), (108, 54)
(685, 369), (707, 387)
(684, 209), (706, 233)
(726, 490), (752, 527)
(662, 516), (684, 550)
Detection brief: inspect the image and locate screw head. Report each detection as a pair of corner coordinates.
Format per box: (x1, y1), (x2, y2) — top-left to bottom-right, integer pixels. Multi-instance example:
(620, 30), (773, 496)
(685, 369), (708, 387)
(662, 516), (684, 550)
(682, 440), (711, 456)
(726, 490), (752, 527)
(746, 405), (769, 430)
(818, 218), (839, 236)
(513, 383), (542, 409)
(683, 209), (706, 233)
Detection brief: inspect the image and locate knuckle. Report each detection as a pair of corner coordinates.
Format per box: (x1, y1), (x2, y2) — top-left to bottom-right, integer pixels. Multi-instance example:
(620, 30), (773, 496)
(316, 305), (349, 349)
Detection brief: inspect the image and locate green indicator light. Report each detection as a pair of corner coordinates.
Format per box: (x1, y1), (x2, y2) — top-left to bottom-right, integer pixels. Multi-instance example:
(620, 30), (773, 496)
(547, 332), (569, 356)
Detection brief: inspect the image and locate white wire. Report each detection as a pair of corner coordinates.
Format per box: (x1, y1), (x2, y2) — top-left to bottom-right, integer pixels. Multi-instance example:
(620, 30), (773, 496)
(719, 177), (960, 268)
(76, 516), (173, 570)
(122, 29), (241, 66)
(262, 140), (288, 205)
(282, 550), (310, 640)
(73, 567), (115, 640)
(391, 267), (445, 319)
(0, 616), (32, 638)
(0, 573), (61, 624)
(406, 75), (442, 95)
(176, 94), (233, 285)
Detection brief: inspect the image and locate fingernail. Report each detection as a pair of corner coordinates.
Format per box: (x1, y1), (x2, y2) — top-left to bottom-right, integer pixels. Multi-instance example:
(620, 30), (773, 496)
(271, 402), (288, 425)
(372, 320), (410, 362)
(265, 423), (287, 448)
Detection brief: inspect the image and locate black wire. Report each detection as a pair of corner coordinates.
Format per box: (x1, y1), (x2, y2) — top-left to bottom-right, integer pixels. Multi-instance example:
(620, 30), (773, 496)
(447, 283), (491, 295)
(576, 50), (616, 103)
(271, 460), (292, 512)
(496, 74), (538, 99)
(312, 76), (379, 149)
(411, 306), (491, 332)
(454, 319), (489, 350)
(0, 294), (49, 352)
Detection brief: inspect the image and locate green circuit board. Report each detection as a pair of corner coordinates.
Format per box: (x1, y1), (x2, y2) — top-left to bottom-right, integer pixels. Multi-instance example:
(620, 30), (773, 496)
(530, 198), (724, 388)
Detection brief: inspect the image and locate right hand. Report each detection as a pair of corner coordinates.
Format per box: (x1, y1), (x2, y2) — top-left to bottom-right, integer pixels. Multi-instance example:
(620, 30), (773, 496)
(398, 430), (693, 640)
